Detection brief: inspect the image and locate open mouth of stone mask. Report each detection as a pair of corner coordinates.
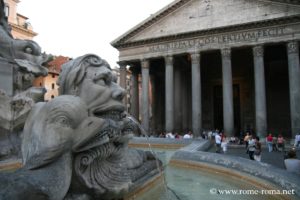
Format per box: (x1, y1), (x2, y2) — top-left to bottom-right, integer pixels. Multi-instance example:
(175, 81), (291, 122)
(75, 114), (136, 153)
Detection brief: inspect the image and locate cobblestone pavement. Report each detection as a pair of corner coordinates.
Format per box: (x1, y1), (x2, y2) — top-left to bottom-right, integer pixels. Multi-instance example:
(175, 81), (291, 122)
(208, 144), (300, 169)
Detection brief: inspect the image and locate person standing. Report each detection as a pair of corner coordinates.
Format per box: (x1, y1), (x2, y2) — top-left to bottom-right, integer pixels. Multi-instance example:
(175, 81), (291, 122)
(294, 133), (300, 148)
(215, 133), (222, 153)
(277, 134), (285, 152)
(254, 136), (262, 162)
(244, 132), (250, 153)
(221, 134), (228, 154)
(272, 136), (278, 152)
(248, 135), (256, 160)
(266, 133), (273, 152)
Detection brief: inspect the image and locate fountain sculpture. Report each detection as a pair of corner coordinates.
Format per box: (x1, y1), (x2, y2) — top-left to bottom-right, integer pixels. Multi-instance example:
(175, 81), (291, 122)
(0, 0), (48, 158)
(58, 54), (161, 199)
(0, 1), (162, 199)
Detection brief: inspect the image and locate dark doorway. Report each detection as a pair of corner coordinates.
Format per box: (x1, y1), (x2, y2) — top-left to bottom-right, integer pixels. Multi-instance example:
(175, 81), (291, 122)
(213, 85), (223, 131)
(264, 44), (290, 137)
(233, 84), (241, 135)
(213, 84), (241, 135)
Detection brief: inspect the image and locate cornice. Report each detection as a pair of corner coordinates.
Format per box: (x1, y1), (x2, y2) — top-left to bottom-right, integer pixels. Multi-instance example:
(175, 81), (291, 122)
(9, 23), (38, 37)
(111, 0), (191, 46)
(114, 15), (300, 49)
(261, 0), (300, 6)
(111, 0), (300, 48)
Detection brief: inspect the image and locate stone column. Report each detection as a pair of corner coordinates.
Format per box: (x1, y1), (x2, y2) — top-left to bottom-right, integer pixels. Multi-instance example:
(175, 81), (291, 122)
(181, 74), (188, 131)
(141, 59), (150, 134)
(253, 46), (267, 138)
(191, 52), (202, 138)
(165, 55), (174, 132)
(174, 66), (182, 132)
(221, 48), (234, 136)
(150, 75), (156, 133)
(119, 62), (127, 106)
(130, 66), (139, 121)
(287, 41), (300, 137)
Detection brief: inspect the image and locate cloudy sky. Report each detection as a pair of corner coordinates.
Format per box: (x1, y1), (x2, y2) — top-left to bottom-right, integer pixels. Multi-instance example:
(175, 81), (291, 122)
(18, 0), (174, 67)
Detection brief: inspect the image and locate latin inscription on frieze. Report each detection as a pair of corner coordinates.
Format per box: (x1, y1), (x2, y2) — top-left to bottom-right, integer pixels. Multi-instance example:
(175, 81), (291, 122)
(149, 27), (286, 53)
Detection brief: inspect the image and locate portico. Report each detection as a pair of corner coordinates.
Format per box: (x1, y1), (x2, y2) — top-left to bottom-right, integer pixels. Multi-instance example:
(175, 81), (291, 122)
(112, 0), (300, 138)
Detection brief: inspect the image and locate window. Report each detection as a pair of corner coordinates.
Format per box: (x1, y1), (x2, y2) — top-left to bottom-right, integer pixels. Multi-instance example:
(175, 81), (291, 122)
(52, 83), (55, 89)
(52, 74), (55, 78)
(4, 4), (9, 17)
(51, 95), (54, 99)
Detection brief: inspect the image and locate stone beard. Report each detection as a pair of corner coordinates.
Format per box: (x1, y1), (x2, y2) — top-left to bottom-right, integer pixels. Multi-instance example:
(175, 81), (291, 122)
(71, 116), (158, 199)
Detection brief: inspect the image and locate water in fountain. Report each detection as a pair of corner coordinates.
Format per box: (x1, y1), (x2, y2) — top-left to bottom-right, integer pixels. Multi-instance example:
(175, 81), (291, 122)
(126, 114), (180, 200)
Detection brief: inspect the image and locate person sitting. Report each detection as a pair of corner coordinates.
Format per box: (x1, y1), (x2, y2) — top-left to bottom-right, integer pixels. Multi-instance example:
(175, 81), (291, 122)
(166, 132), (175, 139)
(159, 132), (166, 138)
(175, 132), (181, 139)
(284, 148), (300, 174)
(183, 131), (192, 139)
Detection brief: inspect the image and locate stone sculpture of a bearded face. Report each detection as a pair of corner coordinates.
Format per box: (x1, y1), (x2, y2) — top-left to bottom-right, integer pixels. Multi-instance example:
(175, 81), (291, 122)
(58, 54), (136, 199)
(58, 54), (161, 200)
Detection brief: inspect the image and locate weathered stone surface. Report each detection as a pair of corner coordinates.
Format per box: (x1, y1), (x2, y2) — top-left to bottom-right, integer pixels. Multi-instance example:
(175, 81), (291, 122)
(0, 1), (162, 198)
(0, 0), (48, 158)
(58, 54), (162, 199)
(127, 0), (300, 42)
(0, 95), (106, 200)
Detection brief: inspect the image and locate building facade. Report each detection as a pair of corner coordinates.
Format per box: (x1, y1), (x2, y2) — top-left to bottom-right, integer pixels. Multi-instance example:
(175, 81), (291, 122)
(33, 56), (70, 101)
(112, 0), (300, 138)
(4, 0), (37, 39)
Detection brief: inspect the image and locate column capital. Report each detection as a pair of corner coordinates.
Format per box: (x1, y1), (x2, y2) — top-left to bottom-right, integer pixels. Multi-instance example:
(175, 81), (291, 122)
(141, 59), (150, 69)
(253, 45), (264, 57)
(287, 41), (299, 54)
(164, 55), (173, 65)
(221, 48), (231, 59)
(190, 52), (200, 64)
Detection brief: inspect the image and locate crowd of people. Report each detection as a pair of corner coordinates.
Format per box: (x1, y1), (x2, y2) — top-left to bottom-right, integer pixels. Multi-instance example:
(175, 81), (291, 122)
(152, 128), (300, 174)
(212, 130), (300, 174)
(158, 130), (193, 139)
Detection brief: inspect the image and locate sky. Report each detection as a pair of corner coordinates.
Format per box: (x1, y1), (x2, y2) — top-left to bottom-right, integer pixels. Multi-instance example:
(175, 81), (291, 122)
(18, 0), (174, 68)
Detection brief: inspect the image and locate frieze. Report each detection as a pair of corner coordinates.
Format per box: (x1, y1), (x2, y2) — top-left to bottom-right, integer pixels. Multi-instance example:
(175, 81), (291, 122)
(148, 27), (286, 53)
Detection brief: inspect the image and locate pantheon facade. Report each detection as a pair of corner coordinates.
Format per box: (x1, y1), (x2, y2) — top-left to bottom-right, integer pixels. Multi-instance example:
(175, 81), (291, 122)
(112, 0), (300, 138)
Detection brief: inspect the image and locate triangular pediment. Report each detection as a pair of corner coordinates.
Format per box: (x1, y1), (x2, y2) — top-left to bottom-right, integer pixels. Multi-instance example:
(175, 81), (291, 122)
(112, 0), (300, 47)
